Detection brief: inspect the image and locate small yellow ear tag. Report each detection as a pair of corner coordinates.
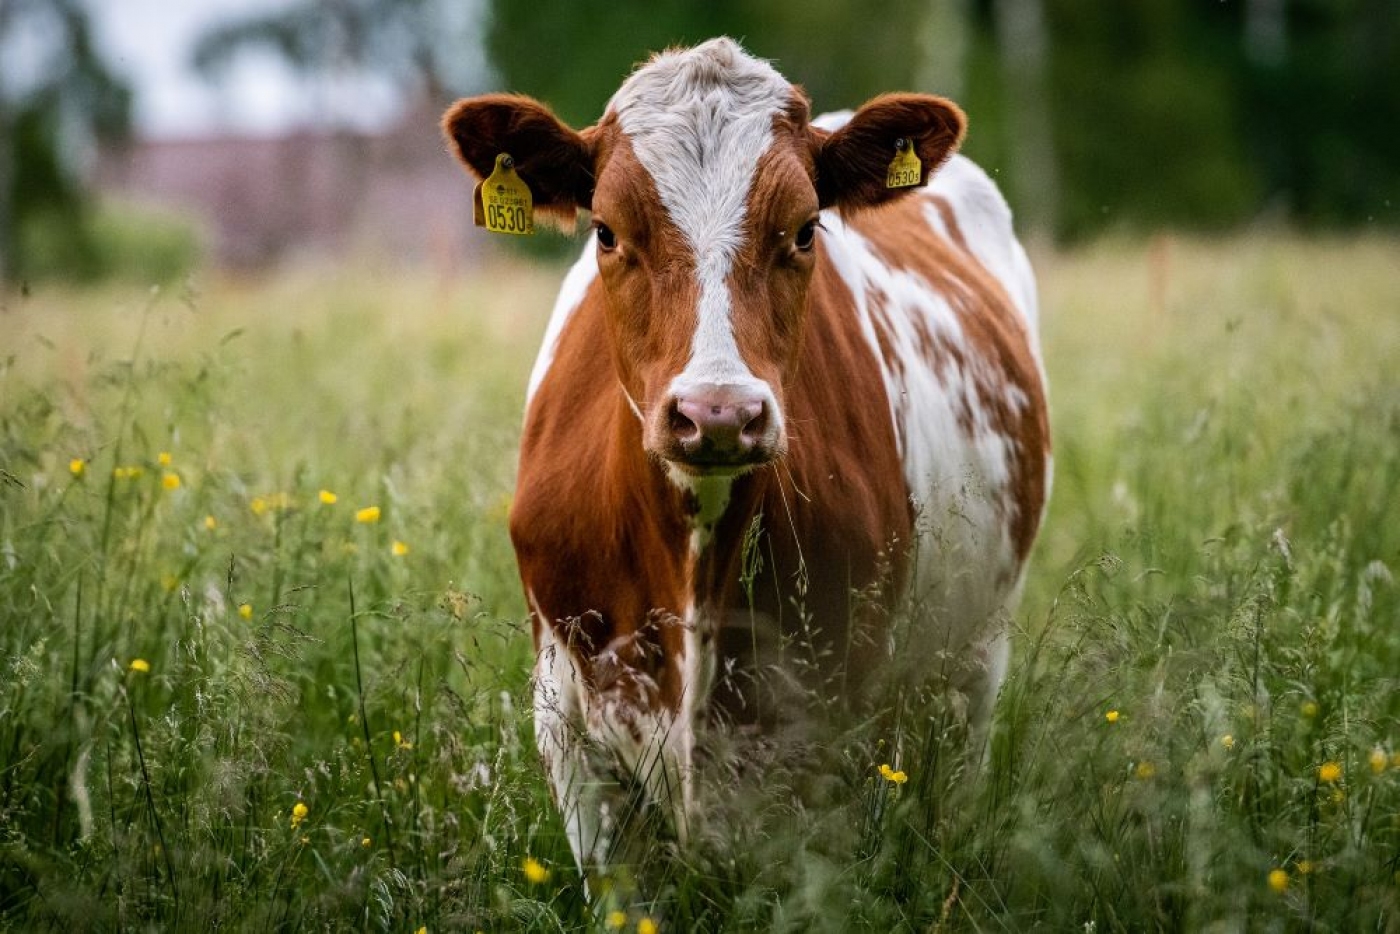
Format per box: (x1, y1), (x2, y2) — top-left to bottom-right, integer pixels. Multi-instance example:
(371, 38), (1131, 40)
(474, 154), (534, 236)
(885, 138), (922, 189)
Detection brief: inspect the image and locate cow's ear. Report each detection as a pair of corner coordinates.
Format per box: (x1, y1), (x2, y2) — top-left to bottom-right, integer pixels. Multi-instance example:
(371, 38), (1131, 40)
(812, 93), (965, 213)
(442, 94), (596, 228)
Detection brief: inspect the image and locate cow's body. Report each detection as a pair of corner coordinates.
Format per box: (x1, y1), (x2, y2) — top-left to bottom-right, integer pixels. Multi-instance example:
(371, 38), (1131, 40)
(443, 38), (1050, 878)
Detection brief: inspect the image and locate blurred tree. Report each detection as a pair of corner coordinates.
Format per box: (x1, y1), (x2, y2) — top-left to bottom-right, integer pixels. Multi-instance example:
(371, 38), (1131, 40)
(483, 0), (935, 128)
(192, 0), (488, 121)
(0, 0), (131, 285)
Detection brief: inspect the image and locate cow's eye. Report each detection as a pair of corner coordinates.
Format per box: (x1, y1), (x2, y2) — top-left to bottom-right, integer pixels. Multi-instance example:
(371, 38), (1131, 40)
(595, 222), (618, 251)
(794, 219), (818, 252)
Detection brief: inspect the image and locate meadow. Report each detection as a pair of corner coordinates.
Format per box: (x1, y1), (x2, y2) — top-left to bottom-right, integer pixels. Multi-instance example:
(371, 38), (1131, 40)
(1, 233), (1398, 931)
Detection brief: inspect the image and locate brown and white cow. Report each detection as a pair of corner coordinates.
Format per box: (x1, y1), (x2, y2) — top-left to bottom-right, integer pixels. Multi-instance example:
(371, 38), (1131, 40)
(443, 38), (1050, 876)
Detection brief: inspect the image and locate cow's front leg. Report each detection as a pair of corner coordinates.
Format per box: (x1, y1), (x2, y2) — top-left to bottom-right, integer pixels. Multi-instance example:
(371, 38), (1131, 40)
(533, 624), (620, 877)
(533, 622), (704, 883)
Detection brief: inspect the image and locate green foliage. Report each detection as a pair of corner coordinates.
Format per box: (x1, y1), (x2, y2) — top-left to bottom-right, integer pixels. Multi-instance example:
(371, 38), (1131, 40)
(0, 0), (132, 283)
(15, 202), (201, 285)
(2, 238), (1399, 929)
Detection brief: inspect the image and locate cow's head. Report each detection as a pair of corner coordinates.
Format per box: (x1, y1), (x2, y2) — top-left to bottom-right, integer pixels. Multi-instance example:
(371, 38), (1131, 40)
(444, 38), (964, 478)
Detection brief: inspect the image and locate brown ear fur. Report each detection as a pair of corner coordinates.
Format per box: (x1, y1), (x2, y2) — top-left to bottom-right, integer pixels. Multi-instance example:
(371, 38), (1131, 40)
(441, 94), (596, 228)
(813, 93), (966, 213)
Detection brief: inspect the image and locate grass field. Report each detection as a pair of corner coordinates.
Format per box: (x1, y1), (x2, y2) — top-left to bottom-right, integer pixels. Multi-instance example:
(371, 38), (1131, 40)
(2, 233), (1399, 931)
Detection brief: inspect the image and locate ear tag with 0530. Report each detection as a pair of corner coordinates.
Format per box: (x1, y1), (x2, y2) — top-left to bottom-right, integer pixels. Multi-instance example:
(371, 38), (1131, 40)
(474, 154), (535, 235)
(885, 137), (922, 189)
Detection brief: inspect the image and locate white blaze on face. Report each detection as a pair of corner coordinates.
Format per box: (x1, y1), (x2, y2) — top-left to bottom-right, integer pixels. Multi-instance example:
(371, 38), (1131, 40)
(607, 37), (787, 418)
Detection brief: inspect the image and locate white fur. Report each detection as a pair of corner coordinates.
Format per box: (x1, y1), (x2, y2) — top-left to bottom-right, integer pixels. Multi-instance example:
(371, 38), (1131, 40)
(531, 595), (613, 871)
(609, 38), (785, 435)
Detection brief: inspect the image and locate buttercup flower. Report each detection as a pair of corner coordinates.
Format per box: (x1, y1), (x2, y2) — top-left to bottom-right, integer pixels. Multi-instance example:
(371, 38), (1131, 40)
(355, 505), (381, 523)
(1268, 868), (1288, 893)
(128, 658), (151, 673)
(1297, 860), (1314, 875)
(1134, 760), (1156, 780)
(1221, 734), (1235, 750)
(392, 540), (410, 557)
(204, 515), (218, 530)
(1105, 710), (1120, 724)
(605, 910), (627, 930)
(638, 918), (658, 934)
(1369, 747), (1388, 775)
(290, 801), (308, 828)
(1318, 761), (1343, 784)
(319, 489), (337, 505)
(69, 458), (85, 477)
(522, 856), (549, 884)
(161, 472), (181, 491)
(157, 451), (172, 467)
(1300, 700), (1319, 719)
(239, 603), (253, 621)
(878, 763), (908, 784)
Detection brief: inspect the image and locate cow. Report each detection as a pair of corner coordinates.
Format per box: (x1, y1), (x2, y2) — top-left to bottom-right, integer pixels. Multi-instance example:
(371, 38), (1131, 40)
(442, 37), (1050, 880)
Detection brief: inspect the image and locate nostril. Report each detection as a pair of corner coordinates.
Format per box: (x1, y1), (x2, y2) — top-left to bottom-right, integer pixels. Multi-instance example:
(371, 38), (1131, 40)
(669, 400), (700, 442)
(738, 401), (768, 442)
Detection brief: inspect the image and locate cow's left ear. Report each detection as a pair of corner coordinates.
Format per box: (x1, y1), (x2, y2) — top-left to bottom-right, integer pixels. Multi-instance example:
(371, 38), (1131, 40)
(442, 93), (597, 228)
(812, 93), (966, 213)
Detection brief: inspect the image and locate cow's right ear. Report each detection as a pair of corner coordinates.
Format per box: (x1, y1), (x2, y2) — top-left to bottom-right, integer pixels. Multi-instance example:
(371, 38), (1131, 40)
(441, 94), (596, 228)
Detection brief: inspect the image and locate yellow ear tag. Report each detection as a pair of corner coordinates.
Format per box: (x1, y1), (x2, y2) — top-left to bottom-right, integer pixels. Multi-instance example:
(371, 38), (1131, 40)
(885, 137), (922, 189)
(475, 154), (534, 236)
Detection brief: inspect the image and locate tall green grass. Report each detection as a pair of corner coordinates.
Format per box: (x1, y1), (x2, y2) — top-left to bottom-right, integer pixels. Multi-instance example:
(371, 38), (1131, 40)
(2, 235), (1398, 931)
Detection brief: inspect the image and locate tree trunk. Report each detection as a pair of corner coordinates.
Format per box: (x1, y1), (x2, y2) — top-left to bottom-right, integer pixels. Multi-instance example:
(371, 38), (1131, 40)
(993, 0), (1059, 240)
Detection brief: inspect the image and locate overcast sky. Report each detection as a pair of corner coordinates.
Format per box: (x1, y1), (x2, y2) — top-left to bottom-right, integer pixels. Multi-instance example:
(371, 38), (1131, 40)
(89, 0), (402, 138)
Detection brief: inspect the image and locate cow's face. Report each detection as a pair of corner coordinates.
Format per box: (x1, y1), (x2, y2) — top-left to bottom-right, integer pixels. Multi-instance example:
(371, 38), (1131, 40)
(444, 39), (965, 479)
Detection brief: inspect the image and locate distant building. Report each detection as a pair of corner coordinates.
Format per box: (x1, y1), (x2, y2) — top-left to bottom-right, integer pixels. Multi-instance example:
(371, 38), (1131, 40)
(95, 100), (486, 271)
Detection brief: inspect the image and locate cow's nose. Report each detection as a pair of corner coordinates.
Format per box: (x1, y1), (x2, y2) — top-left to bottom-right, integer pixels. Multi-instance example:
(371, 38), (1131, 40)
(668, 390), (769, 464)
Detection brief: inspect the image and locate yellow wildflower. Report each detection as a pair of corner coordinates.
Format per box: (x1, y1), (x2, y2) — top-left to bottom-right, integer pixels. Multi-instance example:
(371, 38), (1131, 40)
(605, 910), (627, 930)
(161, 472), (181, 491)
(157, 451), (172, 467)
(414, 927), (426, 934)
(392, 540), (410, 557)
(1297, 860), (1314, 875)
(1318, 761), (1343, 784)
(638, 918), (658, 934)
(113, 466), (143, 480)
(319, 489), (338, 505)
(1134, 760), (1156, 780)
(522, 856), (549, 884)
(204, 515), (218, 530)
(290, 801), (308, 828)
(394, 730), (413, 750)
(877, 763), (908, 784)
(69, 458), (86, 477)
(355, 505), (381, 523)
(1105, 709), (1120, 724)
(238, 603), (253, 621)
(128, 658), (151, 674)
(1268, 868), (1288, 893)
(1220, 734), (1235, 750)
(361, 836), (371, 848)
(1300, 700), (1319, 719)
(1369, 747), (1388, 775)
(250, 496), (268, 516)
